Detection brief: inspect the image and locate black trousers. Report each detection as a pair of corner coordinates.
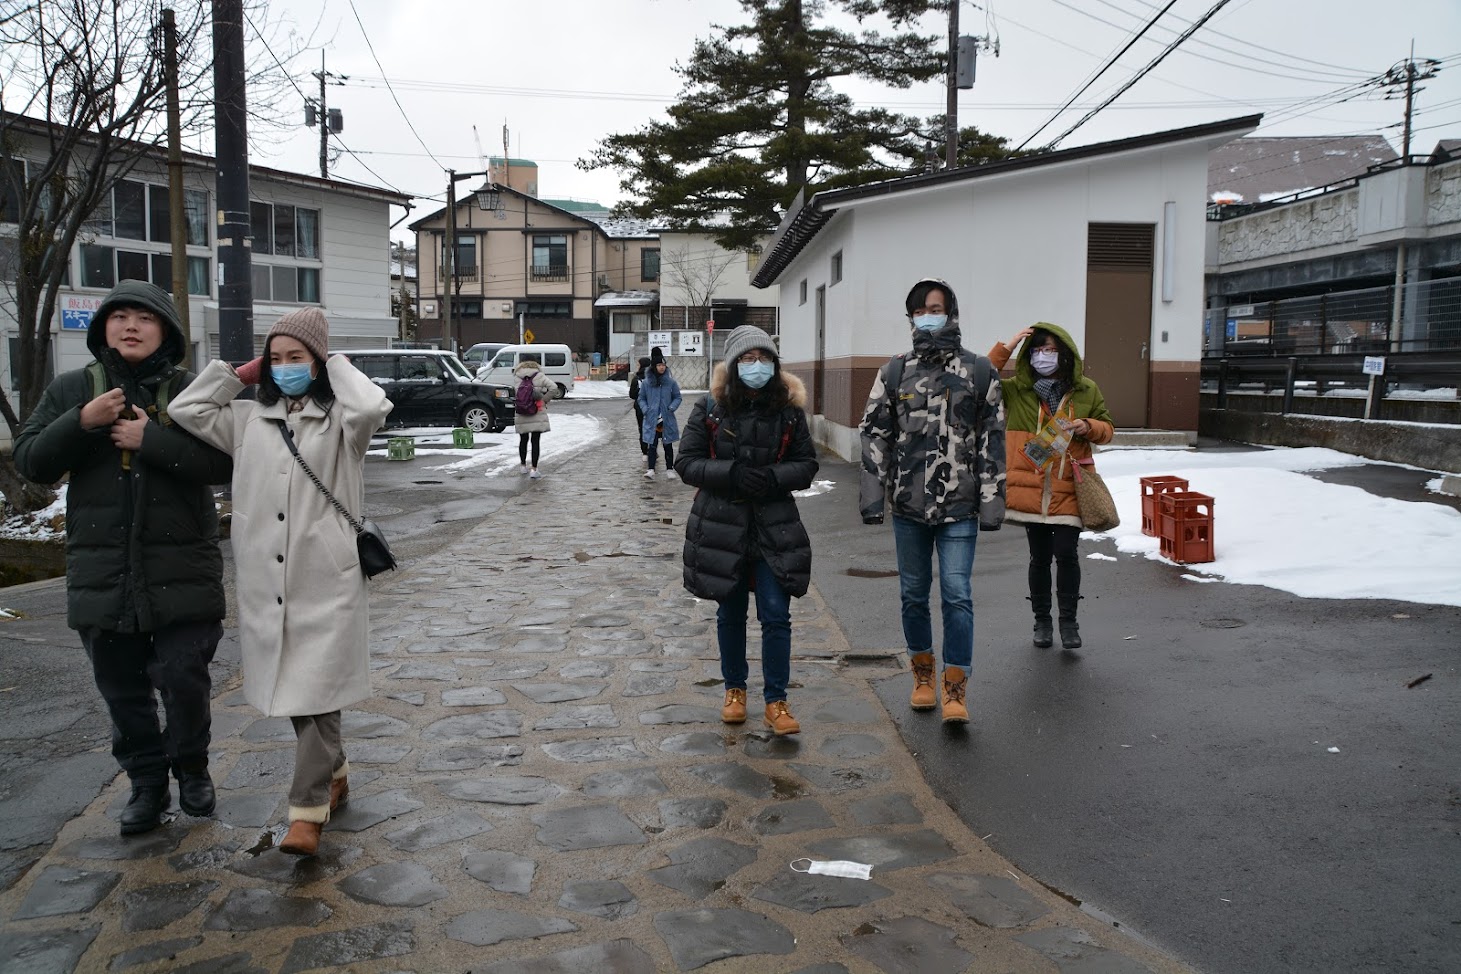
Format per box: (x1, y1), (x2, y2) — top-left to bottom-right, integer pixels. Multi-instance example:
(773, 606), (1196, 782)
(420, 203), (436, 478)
(634, 406), (647, 455)
(518, 430), (542, 466)
(79, 620), (221, 785)
(1024, 524), (1082, 605)
(647, 434), (674, 470)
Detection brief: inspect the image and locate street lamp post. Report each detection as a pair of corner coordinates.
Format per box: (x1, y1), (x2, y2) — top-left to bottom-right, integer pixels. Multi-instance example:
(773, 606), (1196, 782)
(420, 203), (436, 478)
(443, 169), (502, 353)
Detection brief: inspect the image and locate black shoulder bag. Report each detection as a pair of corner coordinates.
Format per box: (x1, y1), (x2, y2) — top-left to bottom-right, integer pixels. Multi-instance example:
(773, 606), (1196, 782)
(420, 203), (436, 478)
(275, 421), (396, 578)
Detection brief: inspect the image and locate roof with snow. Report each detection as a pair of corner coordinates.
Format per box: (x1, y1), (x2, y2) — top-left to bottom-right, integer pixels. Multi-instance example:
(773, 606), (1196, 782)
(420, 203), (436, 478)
(1207, 135), (1397, 203)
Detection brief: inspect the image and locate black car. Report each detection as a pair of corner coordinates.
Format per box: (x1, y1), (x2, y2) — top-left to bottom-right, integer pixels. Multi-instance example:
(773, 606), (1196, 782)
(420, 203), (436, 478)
(339, 349), (513, 433)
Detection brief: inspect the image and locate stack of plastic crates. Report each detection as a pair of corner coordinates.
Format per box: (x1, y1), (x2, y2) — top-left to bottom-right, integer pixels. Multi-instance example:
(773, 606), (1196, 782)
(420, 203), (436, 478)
(1139, 476), (1189, 537)
(1156, 488), (1215, 564)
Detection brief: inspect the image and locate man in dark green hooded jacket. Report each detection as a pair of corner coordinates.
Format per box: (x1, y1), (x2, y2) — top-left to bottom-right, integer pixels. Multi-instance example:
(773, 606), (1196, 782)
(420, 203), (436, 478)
(14, 280), (232, 835)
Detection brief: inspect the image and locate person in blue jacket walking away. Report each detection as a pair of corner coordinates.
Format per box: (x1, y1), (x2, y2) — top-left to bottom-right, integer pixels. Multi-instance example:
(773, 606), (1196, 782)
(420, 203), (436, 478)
(637, 346), (682, 480)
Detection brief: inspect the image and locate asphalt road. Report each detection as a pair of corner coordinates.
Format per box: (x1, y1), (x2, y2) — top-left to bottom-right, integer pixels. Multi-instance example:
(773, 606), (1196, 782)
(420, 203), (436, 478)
(795, 449), (1461, 974)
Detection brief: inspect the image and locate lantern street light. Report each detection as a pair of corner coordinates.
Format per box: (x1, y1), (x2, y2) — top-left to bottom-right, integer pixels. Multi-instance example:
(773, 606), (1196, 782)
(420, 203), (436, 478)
(443, 168), (502, 353)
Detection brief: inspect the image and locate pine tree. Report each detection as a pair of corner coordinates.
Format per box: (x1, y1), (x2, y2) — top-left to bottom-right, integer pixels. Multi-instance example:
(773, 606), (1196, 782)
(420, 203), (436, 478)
(582, 0), (1009, 251)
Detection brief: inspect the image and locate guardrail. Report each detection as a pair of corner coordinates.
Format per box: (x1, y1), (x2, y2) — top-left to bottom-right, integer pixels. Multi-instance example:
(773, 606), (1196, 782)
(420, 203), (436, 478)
(1201, 351), (1461, 420)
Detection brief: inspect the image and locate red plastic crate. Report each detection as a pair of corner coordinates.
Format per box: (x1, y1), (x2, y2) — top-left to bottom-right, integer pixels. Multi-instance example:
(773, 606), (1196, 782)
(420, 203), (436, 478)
(1157, 490), (1214, 563)
(1139, 476), (1190, 537)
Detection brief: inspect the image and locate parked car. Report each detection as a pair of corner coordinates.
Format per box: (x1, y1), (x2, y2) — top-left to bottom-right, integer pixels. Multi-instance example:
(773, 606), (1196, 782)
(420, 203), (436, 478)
(462, 342), (510, 372)
(475, 343), (575, 398)
(338, 349), (513, 433)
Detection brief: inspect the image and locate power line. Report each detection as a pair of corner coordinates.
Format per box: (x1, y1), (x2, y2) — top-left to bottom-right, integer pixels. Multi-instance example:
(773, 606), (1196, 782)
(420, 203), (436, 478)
(1016, 0), (1184, 151)
(345, 0), (447, 171)
(1044, 0), (1241, 150)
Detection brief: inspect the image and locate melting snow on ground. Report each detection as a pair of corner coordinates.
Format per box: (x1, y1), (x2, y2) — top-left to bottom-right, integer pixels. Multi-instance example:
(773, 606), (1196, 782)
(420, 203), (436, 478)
(367, 414), (614, 475)
(1087, 447), (1461, 607)
(0, 484), (68, 542)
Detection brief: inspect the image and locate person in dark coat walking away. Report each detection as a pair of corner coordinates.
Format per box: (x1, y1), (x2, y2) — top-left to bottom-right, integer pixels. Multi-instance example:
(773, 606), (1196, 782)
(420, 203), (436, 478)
(13, 280), (233, 835)
(638, 346), (682, 480)
(676, 325), (818, 735)
(859, 279), (1006, 725)
(990, 324), (1114, 650)
(628, 356), (651, 456)
(170, 308), (392, 856)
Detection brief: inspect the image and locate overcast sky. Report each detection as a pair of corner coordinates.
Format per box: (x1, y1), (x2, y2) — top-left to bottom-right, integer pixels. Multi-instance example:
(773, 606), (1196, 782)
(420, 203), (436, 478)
(243, 0), (1461, 242)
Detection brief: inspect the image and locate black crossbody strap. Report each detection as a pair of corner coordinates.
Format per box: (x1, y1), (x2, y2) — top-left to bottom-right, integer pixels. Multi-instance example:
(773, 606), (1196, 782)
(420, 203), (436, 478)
(274, 420), (362, 535)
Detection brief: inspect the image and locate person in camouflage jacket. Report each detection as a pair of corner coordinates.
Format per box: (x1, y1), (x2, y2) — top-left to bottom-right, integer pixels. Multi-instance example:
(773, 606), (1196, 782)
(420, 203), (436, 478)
(859, 279), (1006, 725)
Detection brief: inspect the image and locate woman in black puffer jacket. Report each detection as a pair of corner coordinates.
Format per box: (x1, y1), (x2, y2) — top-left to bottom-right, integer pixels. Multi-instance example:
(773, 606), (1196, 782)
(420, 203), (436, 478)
(676, 325), (818, 736)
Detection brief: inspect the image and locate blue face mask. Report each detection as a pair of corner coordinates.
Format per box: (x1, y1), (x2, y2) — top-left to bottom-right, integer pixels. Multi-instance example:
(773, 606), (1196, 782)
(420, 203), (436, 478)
(912, 313), (947, 332)
(271, 363), (314, 396)
(737, 360), (774, 389)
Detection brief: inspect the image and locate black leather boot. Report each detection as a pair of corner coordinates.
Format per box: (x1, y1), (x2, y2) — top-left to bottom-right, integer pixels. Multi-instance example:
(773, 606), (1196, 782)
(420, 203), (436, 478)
(1057, 593), (1082, 650)
(175, 764), (216, 817)
(120, 784), (170, 835)
(1029, 565), (1053, 649)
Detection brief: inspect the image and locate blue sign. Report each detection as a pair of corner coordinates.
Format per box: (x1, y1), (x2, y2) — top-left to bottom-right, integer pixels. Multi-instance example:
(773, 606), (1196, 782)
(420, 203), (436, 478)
(1226, 319), (1237, 340)
(61, 309), (94, 331)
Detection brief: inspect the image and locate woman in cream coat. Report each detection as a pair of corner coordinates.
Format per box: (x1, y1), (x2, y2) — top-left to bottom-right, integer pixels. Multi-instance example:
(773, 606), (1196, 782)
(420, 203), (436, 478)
(170, 308), (391, 855)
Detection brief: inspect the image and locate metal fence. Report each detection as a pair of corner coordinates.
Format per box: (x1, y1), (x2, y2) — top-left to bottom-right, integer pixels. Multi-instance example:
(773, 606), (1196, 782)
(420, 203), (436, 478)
(1204, 278), (1461, 357)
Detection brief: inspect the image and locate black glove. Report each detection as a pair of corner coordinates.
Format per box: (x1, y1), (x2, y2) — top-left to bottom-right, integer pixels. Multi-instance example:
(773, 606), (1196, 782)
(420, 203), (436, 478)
(738, 466), (771, 497)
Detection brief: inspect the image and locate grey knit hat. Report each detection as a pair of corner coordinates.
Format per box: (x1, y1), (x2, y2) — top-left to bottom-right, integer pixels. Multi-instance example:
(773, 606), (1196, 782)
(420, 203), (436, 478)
(723, 324), (778, 364)
(267, 307), (330, 361)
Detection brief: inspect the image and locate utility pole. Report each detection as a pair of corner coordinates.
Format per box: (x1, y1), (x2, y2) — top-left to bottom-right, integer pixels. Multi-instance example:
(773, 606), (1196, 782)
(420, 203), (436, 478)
(306, 55), (345, 179)
(1381, 45), (1442, 351)
(944, 0), (959, 169)
(162, 8), (190, 366)
(212, 0), (253, 365)
(445, 173), (457, 353)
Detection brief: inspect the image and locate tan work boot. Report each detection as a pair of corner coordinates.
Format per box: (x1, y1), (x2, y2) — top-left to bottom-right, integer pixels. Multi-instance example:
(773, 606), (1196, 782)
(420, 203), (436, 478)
(721, 688), (747, 724)
(329, 776), (349, 813)
(941, 666), (970, 724)
(909, 652), (937, 710)
(279, 820), (323, 856)
(764, 700), (801, 736)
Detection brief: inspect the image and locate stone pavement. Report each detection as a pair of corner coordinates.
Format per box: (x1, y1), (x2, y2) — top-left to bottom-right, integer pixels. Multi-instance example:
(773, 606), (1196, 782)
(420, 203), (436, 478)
(0, 413), (1191, 974)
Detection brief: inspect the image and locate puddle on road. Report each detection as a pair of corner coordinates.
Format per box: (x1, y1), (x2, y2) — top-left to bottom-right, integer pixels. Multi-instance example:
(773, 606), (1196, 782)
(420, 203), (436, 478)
(845, 568), (898, 579)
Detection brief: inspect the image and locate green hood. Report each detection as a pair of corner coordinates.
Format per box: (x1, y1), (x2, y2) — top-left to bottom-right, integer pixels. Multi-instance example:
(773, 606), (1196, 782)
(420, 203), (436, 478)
(1012, 321), (1084, 385)
(87, 279), (187, 365)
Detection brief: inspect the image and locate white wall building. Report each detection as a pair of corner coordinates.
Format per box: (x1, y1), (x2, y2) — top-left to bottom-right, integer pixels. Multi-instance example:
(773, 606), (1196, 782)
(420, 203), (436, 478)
(751, 116), (1259, 460)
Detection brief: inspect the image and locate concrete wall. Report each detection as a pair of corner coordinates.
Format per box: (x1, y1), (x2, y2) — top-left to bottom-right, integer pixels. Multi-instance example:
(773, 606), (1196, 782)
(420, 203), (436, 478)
(1201, 408), (1461, 472)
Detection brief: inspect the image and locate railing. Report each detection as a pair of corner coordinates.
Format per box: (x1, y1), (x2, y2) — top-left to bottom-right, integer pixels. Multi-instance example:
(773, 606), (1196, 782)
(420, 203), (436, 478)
(1204, 279), (1461, 359)
(1206, 154), (1436, 221)
(439, 265), (478, 283)
(1201, 351), (1461, 420)
(530, 264), (568, 283)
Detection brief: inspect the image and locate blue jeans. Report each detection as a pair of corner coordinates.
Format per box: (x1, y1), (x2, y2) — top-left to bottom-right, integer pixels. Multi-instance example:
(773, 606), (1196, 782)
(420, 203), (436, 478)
(891, 516), (978, 669)
(716, 558), (792, 703)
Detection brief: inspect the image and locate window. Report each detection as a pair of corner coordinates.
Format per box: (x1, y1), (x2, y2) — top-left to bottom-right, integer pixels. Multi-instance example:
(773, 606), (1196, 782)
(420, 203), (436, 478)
(295, 208), (319, 258)
(148, 185), (171, 243)
(187, 256), (210, 296)
(250, 201), (319, 258)
(398, 356), (437, 381)
(453, 234), (476, 278)
(531, 235), (567, 281)
(640, 248), (660, 282)
(0, 237), (17, 280)
(831, 250), (842, 285)
(274, 206), (295, 257)
(513, 300), (572, 318)
(1, 157), (25, 223)
(113, 180), (146, 240)
(297, 268), (319, 304)
(746, 249), (761, 273)
(271, 266), (297, 303)
(540, 351), (567, 367)
(798, 279), (807, 305)
(354, 357), (394, 381)
(250, 201), (273, 254)
(184, 189), (208, 246)
(80, 245), (114, 289)
(451, 298), (483, 318)
(612, 311), (649, 334)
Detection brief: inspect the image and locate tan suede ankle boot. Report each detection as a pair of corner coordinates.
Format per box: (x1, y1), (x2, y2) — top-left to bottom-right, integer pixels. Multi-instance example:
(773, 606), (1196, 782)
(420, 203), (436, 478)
(909, 652), (937, 710)
(941, 666), (970, 724)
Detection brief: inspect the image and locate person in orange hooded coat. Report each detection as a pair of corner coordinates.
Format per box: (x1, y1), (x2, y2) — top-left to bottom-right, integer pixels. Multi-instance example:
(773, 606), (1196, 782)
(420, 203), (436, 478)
(989, 324), (1115, 650)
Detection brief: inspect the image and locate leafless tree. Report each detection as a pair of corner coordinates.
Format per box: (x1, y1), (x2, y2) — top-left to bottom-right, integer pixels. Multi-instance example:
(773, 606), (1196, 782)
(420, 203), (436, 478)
(660, 240), (742, 322)
(0, 0), (306, 512)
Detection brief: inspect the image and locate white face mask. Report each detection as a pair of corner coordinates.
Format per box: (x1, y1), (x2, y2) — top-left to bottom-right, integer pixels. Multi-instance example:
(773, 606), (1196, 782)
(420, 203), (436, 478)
(1030, 349), (1060, 376)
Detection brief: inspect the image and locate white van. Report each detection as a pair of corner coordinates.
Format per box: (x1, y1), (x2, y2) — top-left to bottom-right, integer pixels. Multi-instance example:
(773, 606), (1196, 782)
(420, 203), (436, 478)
(476, 344), (575, 398)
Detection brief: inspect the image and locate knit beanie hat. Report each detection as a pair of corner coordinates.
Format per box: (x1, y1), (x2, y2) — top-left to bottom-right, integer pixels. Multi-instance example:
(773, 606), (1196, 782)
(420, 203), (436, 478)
(267, 307), (330, 361)
(650, 345), (665, 366)
(723, 324), (778, 364)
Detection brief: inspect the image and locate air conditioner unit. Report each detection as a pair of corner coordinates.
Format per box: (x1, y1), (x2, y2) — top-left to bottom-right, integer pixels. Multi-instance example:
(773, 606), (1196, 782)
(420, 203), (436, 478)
(500, 302), (512, 313)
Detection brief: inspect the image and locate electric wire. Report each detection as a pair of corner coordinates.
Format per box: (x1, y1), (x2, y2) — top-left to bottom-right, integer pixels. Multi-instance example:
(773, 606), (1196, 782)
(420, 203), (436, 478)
(1044, 0), (1242, 149)
(1016, 0), (1184, 150)
(345, 0), (448, 171)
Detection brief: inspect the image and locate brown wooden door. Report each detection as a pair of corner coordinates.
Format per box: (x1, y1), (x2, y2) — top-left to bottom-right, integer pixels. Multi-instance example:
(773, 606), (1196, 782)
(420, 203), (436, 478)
(1084, 223), (1154, 428)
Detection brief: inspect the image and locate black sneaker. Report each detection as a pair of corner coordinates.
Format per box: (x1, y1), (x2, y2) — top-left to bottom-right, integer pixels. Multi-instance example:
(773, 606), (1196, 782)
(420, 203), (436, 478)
(120, 784), (170, 835)
(177, 769), (216, 817)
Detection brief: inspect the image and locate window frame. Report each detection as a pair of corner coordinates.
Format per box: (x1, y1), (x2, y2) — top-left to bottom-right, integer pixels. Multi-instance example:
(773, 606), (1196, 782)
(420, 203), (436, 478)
(798, 279), (807, 306)
(831, 250), (842, 285)
(640, 247), (660, 282)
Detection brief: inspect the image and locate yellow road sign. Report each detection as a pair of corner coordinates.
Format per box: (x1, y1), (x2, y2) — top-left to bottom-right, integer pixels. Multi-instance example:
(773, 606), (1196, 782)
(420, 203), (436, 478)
(523, 329), (535, 344)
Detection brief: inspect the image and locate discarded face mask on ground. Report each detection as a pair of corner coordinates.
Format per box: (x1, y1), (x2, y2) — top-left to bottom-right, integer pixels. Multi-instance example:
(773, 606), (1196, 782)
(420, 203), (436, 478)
(790, 857), (873, 880)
